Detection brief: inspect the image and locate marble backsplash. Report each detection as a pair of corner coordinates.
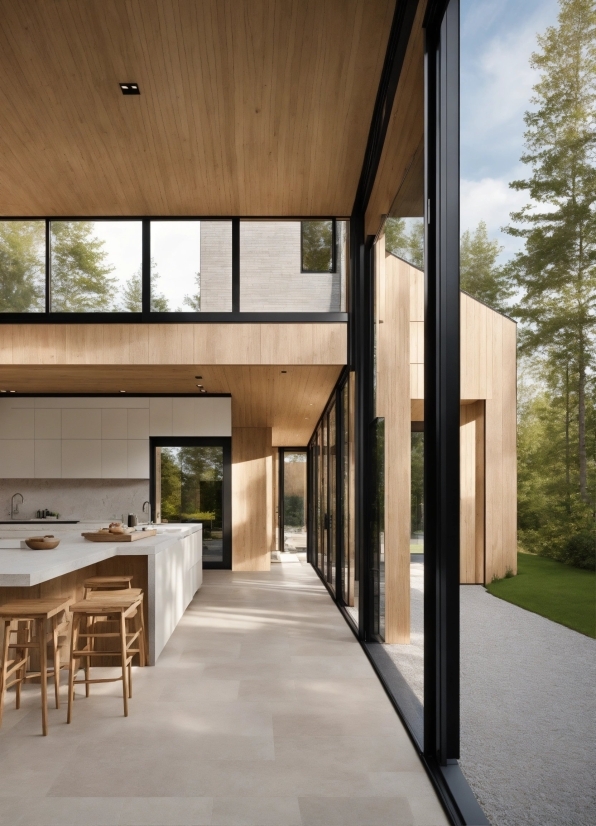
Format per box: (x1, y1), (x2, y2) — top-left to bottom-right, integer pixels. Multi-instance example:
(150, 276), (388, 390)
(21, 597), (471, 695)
(0, 479), (150, 522)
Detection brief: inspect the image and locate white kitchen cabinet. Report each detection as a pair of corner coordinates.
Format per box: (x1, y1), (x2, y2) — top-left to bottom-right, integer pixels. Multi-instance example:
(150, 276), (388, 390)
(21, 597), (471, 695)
(127, 440), (149, 478)
(34, 440), (61, 478)
(0, 406), (35, 439)
(172, 397), (231, 436)
(0, 440), (35, 478)
(62, 409), (102, 440)
(149, 398), (173, 436)
(128, 408), (150, 440)
(101, 409), (128, 439)
(34, 409), (61, 439)
(101, 440), (128, 478)
(62, 440), (102, 478)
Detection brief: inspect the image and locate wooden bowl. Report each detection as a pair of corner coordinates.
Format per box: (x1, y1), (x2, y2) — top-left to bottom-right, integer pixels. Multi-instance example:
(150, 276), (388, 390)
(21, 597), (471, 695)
(25, 535), (60, 550)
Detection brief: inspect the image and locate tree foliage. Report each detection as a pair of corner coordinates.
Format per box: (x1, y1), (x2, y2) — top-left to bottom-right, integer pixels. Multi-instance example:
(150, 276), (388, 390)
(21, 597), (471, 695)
(183, 271), (201, 311)
(460, 221), (512, 313)
(301, 220), (333, 271)
(50, 221), (118, 311)
(0, 221), (45, 312)
(507, 0), (596, 567)
(121, 259), (170, 312)
(385, 217), (424, 268)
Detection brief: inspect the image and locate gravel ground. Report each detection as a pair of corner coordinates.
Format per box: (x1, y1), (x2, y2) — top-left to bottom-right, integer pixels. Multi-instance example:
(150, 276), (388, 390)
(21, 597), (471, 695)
(460, 586), (596, 826)
(368, 565), (596, 825)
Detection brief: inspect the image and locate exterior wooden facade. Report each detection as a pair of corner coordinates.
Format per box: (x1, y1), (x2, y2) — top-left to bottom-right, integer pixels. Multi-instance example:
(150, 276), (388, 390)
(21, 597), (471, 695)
(376, 250), (517, 643)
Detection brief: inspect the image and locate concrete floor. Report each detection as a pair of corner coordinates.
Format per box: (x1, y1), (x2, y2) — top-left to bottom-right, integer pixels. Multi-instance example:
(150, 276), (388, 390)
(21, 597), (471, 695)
(0, 562), (447, 826)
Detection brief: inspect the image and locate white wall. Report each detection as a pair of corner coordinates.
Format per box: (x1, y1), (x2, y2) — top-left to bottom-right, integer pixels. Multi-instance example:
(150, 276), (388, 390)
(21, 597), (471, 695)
(0, 396), (231, 480)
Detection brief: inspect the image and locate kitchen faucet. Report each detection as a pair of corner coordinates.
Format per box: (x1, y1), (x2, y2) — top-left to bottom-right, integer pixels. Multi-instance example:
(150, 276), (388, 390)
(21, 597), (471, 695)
(142, 501), (151, 523)
(10, 493), (24, 520)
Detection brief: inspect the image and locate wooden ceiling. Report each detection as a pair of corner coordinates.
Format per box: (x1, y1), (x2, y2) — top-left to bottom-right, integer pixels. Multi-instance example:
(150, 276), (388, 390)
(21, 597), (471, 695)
(0, 364), (341, 446)
(0, 0), (395, 217)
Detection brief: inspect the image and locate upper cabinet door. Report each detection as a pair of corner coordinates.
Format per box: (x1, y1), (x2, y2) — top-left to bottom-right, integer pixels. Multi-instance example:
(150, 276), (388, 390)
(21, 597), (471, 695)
(62, 409), (101, 440)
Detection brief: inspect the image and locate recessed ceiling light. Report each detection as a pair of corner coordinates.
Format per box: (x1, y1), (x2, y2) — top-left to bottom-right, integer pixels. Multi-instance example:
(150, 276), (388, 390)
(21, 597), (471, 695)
(120, 390), (126, 393)
(196, 385), (203, 389)
(199, 389), (207, 394)
(120, 83), (140, 95)
(9, 390), (16, 393)
(195, 375), (202, 380)
(0, 390), (6, 393)
(281, 370), (287, 374)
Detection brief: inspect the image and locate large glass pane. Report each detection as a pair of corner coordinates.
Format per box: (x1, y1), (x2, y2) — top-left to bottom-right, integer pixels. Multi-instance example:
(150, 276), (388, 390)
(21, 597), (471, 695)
(150, 221), (200, 312)
(240, 220), (347, 312)
(150, 220), (233, 312)
(371, 417), (385, 640)
(282, 451), (307, 555)
(341, 374), (358, 624)
(328, 402), (337, 592)
(50, 220), (142, 312)
(0, 220), (45, 313)
(157, 445), (224, 563)
(301, 220), (333, 272)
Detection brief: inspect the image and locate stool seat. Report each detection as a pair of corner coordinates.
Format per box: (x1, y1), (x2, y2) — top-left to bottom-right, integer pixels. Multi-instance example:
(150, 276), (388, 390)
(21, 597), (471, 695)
(0, 596), (73, 735)
(67, 593), (146, 722)
(83, 576), (134, 598)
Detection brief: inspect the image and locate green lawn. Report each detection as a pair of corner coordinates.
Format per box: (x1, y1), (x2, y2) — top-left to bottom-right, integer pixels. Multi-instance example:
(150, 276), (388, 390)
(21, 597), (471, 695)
(487, 552), (596, 638)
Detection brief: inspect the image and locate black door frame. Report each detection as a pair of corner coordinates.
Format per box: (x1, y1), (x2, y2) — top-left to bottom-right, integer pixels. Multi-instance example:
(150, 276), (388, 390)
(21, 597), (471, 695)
(149, 436), (232, 570)
(278, 447), (308, 554)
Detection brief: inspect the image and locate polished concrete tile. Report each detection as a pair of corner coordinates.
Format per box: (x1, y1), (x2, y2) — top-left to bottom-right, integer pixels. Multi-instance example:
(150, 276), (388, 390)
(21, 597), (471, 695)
(0, 564), (447, 825)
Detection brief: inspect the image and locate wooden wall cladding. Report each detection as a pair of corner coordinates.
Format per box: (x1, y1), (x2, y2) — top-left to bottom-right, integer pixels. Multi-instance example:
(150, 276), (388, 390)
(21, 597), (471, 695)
(376, 248), (411, 644)
(232, 427), (273, 571)
(0, 0), (394, 216)
(0, 323), (347, 367)
(460, 401), (485, 585)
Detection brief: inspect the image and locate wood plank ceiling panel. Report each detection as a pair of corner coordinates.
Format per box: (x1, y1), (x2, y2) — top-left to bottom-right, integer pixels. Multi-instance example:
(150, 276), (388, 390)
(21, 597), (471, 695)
(0, 364), (341, 446)
(0, 0), (395, 216)
(365, 0), (426, 236)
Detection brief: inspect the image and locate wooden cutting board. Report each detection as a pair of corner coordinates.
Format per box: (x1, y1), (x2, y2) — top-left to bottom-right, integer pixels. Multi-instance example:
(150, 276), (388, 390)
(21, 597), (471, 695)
(82, 529), (157, 542)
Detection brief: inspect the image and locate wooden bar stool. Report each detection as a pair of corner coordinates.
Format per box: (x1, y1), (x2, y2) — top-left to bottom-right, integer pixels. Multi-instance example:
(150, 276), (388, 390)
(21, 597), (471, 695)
(81, 589), (146, 668)
(83, 575), (134, 598)
(0, 597), (72, 736)
(67, 594), (144, 722)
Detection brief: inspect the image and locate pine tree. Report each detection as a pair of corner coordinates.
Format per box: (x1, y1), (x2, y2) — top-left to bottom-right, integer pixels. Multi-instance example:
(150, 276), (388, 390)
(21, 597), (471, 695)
(121, 260), (170, 312)
(50, 221), (117, 311)
(506, 0), (596, 506)
(460, 221), (512, 313)
(385, 217), (424, 268)
(0, 221), (45, 312)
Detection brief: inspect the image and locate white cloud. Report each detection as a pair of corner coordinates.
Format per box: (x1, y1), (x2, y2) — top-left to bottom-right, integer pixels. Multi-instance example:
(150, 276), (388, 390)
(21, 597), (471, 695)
(460, 176), (528, 260)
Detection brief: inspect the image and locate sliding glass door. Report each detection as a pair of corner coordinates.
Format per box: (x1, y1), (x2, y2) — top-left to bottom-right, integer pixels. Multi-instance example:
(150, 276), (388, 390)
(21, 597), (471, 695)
(150, 437), (231, 569)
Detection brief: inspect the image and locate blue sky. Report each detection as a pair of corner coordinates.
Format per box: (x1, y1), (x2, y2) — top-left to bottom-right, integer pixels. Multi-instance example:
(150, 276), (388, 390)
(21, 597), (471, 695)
(460, 0), (560, 261)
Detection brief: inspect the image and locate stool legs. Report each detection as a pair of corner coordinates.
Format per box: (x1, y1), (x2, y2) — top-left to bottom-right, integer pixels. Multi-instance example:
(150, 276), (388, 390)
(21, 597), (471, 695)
(0, 619), (11, 728)
(37, 618), (48, 736)
(67, 613), (79, 724)
(120, 613), (129, 717)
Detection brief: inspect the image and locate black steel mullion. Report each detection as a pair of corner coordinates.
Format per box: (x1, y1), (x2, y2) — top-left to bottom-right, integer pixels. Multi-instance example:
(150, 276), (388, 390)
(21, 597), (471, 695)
(232, 218), (240, 312)
(142, 220), (151, 317)
(424, 0), (460, 765)
(45, 219), (51, 313)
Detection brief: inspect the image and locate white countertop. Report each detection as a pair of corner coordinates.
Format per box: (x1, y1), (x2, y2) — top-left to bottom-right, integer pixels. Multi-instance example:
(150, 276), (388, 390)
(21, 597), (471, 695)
(0, 524), (203, 588)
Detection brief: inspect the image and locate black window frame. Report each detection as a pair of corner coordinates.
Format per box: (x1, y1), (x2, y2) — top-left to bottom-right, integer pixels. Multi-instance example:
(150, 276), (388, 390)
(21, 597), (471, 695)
(300, 219), (337, 274)
(0, 215), (347, 324)
(149, 435), (232, 570)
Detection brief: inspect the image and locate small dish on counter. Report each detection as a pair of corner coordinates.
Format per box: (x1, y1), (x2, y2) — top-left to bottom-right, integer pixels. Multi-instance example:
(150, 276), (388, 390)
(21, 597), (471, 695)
(25, 535), (61, 550)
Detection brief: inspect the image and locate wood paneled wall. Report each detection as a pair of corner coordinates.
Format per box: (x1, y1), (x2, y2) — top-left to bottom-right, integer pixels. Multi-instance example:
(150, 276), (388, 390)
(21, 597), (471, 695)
(0, 323), (347, 367)
(232, 427), (273, 571)
(407, 258), (517, 585)
(375, 247), (411, 644)
(460, 402), (485, 584)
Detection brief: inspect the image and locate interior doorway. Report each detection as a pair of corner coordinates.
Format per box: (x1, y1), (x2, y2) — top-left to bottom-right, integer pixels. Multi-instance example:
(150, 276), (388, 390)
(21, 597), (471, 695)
(278, 449), (308, 559)
(150, 437), (232, 569)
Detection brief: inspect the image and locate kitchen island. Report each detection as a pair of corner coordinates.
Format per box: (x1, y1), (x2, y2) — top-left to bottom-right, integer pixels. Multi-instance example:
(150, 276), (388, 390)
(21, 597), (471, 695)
(0, 524), (202, 664)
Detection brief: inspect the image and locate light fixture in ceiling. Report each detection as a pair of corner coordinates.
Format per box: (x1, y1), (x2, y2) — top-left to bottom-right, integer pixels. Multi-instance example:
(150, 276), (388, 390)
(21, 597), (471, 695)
(119, 83), (140, 95)
(281, 370), (287, 374)
(196, 385), (203, 389)
(195, 375), (202, 380)
(119, 390), (126, 393)
(9, 390), (16, 393)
